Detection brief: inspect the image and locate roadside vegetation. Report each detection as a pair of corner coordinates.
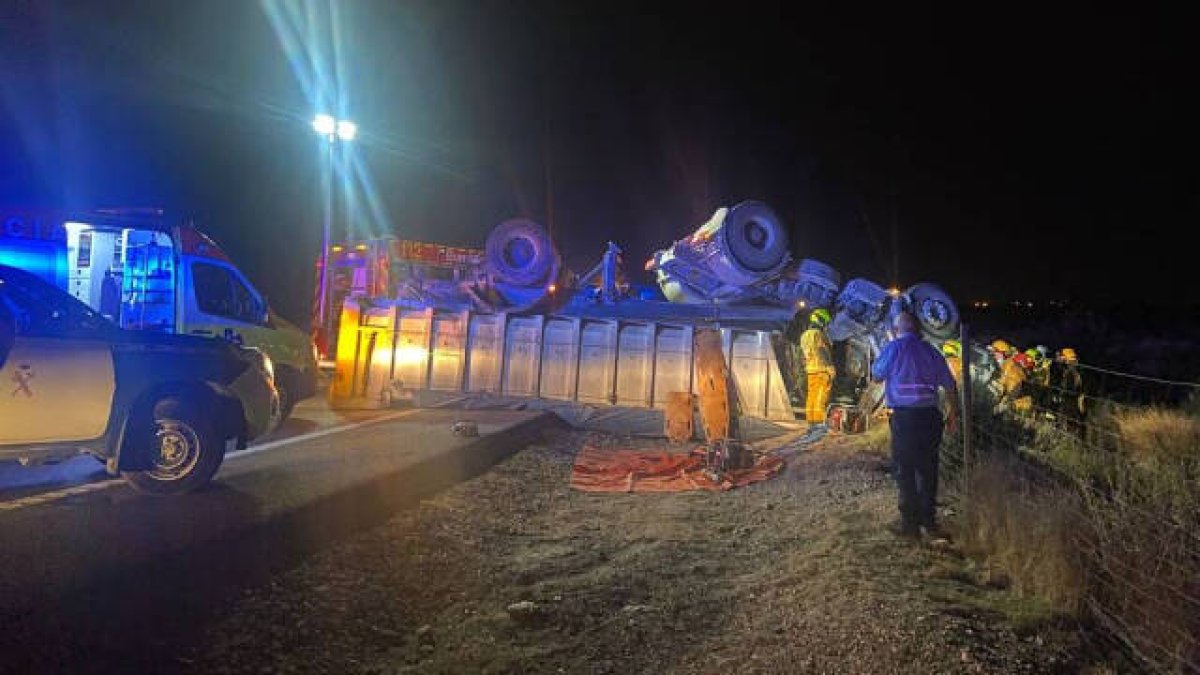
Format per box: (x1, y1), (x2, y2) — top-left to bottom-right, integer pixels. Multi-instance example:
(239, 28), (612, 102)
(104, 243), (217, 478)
(950, 402), (1200, 672)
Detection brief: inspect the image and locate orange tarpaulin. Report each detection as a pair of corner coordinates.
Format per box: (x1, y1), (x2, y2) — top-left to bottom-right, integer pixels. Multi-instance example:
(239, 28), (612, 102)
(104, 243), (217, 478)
(569, 445), (785, 493)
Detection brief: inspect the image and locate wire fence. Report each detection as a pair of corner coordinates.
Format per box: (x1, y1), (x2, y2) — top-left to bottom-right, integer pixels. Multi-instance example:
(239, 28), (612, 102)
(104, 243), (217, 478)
(940, 331), (1200, 674)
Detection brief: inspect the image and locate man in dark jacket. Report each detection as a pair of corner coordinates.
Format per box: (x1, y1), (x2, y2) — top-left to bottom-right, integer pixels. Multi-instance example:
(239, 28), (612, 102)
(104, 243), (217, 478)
(871, 312), (959, 539)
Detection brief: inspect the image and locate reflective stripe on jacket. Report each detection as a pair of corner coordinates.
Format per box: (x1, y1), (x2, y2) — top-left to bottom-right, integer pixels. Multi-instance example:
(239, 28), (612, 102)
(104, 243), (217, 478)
(870, 333), (957, 408)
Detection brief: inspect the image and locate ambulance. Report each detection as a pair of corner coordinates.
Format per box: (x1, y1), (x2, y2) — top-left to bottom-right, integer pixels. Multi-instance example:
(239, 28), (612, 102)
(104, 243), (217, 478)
(0, 208), (317, 419)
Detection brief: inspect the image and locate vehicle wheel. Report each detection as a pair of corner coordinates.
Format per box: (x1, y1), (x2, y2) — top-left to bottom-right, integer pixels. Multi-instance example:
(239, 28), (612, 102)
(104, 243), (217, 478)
(123, 397), (225, 495)
(722, 201), (789, 273)
(485, 217), (556, 286)
(906, 282), (960, 340)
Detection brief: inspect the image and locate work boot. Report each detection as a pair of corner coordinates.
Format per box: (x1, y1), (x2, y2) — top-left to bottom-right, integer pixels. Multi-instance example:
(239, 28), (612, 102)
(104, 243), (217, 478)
(887, 519), (920, 540)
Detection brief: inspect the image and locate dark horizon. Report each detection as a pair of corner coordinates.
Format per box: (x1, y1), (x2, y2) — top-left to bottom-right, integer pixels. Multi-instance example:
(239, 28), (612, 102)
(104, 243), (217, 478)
(3, 1), (1196, 324)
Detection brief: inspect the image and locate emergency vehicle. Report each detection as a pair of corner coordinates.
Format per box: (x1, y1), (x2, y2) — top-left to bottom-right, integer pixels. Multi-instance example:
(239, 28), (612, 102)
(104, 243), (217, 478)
(1, 264), (277, 494)
(0, 208), (317, 419)
(314, 236), (484, 358)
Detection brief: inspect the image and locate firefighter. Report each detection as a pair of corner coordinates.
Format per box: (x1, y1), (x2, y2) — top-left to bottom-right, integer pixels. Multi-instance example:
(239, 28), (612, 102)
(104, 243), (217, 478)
(1025, 347), (1052, 414)
(996, 350), (1032, 414)
(800, 308), (836, 425)
(983, 339), (1014, 402)
(941, 339), (963, 390)
(1051, 347), (1087, 437)
(1009, 352), (1037, 414)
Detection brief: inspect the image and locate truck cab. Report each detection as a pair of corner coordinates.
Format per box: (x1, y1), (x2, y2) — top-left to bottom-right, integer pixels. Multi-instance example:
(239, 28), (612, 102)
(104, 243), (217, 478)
(1, 209), (317, 419)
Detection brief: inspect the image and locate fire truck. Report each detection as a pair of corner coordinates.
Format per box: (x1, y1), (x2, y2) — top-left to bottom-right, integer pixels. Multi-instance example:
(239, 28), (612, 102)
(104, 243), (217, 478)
(314, 236), (484, 359)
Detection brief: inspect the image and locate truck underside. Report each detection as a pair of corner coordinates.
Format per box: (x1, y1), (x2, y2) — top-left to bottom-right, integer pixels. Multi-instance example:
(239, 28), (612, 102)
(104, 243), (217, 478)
(328, 201), (960, 428)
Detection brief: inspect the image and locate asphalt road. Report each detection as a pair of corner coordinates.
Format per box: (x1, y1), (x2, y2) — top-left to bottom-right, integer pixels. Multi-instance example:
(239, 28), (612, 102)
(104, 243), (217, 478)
(0, 395), (391, 502)
(0, 399), (551, 674)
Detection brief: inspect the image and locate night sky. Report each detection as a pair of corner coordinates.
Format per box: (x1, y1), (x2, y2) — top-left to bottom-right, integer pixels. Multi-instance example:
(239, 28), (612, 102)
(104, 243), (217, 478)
(2, 1), (1196, 324)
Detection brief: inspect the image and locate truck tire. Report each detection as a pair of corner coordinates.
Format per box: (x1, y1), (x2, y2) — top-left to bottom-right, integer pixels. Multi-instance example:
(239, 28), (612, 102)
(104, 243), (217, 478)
(722, 201), (789, 273)
(905, 283), (960, 340)
(123, 397), (226, 495)
(485, 218), (557, 286)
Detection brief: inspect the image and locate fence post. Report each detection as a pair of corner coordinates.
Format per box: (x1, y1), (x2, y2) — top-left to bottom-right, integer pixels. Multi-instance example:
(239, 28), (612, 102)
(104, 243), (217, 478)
(960, 322), (972, 495)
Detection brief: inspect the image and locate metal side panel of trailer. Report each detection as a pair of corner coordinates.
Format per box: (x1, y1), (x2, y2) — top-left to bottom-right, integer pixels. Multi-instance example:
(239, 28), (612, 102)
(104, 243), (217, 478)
(330, 306), (796, 422)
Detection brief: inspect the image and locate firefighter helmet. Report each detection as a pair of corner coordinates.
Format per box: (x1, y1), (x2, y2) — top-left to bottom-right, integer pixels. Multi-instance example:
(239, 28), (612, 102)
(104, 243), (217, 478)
(990, 339), (1014, 355)
(1058, 347), (1079, 363)
(941, 340), (962, 358)
(809, 308), (832, 328)
(1013, 352), (1034, 370)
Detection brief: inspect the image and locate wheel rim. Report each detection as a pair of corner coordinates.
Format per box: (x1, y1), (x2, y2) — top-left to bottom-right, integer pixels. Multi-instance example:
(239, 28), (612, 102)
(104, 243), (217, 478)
(147, 418), (202, 481)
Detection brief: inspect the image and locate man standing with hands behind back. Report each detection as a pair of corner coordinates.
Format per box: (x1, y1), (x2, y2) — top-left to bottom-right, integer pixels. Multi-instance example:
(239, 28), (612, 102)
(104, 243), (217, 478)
(871, 311), (959, 540)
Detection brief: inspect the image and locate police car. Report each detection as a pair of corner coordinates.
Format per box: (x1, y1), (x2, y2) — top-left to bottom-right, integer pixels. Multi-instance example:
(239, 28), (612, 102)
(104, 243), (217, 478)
(0, 264), (278, 494)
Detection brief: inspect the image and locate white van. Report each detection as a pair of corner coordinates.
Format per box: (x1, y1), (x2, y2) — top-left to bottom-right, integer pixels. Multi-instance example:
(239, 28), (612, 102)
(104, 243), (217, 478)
(1, 208), (317, 419)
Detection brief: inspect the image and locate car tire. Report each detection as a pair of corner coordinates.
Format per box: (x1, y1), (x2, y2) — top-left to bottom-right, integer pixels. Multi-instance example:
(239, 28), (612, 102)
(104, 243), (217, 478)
(123, 397), (225, 495)
(275, 369), (297, 423)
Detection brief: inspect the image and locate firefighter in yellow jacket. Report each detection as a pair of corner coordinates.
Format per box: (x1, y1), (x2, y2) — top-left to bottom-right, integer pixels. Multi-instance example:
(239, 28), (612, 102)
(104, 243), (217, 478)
(941, 339), (963, 390)
(800, 308), (836, 425)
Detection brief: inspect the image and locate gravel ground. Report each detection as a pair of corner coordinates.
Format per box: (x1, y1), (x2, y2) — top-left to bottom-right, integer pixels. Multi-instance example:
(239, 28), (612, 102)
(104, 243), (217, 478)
(178, 428), (1084, 674)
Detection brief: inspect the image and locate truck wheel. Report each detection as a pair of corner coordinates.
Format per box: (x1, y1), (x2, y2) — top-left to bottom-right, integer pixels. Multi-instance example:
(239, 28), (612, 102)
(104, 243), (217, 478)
(722, 201), (789, 273)
(123, 397), (225, 495)
(485, 218), (557, 286)
(905, 283), (960, 340)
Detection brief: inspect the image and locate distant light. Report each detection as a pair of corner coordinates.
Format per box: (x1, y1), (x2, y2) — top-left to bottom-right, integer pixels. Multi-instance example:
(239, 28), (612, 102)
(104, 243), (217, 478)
(331, 244), (344, 252)
(312, 113), (336, 137)
(548, 284), (557, 293)
(1027, 301), (1034, 308)
(796, 300), (807, 309)
(887, 287), (900, 296)
(355, 243), (368, 251)
(336, 120), (358, 142)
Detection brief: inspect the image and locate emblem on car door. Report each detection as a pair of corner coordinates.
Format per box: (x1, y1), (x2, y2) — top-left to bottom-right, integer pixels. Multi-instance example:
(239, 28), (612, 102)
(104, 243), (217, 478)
(10, 364), (34, 398)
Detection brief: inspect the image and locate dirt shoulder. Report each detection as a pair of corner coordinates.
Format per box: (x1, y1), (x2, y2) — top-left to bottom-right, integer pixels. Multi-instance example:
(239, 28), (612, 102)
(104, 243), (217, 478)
(182, 429), (1083, 674)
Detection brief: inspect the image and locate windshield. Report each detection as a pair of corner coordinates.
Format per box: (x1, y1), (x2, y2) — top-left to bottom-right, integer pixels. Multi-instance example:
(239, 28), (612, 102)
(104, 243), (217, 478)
(0, 264), (116, 337)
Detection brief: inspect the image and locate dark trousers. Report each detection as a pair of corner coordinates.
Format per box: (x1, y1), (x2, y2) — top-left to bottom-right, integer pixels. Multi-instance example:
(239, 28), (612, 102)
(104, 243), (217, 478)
(889, 406), (943, 528)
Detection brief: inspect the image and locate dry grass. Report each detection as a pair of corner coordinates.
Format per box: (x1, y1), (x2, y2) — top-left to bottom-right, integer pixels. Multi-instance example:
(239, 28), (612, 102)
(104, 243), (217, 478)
(1113, 407), (1200, 472)
(956, 455), (1088, 616)
(962, 405), (1200, 671)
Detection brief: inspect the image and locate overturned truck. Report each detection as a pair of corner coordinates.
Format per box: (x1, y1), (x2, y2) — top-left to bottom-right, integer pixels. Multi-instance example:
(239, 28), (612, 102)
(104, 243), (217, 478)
(328, 201), (959, 431)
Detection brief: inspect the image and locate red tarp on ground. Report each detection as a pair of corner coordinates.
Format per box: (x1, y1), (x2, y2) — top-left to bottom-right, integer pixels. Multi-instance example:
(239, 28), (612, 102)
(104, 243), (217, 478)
(569, 445), (785, 493)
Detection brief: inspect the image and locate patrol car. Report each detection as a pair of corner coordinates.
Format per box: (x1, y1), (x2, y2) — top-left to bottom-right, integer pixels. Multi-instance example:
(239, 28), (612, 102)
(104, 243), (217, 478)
(0, 264), (278, 494)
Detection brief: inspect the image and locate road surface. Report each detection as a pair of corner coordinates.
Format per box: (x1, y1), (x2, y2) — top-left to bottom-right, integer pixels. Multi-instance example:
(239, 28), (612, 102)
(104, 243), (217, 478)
(0, 395), (390, 502)
(0, 398), (551, 674)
